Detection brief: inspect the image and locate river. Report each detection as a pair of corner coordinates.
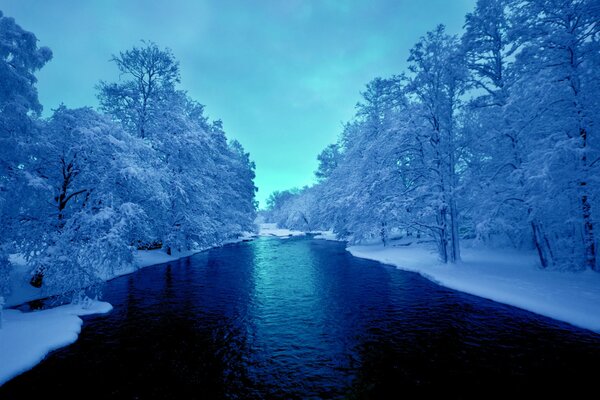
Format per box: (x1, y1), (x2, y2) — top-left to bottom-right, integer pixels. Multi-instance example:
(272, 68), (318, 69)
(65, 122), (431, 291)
(1, 236), (599, 398)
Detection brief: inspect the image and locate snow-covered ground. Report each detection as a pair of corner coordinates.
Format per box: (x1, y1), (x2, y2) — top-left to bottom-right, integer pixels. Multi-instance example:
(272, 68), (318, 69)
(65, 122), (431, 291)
(0, 248), (199, 387)
(5, 233), (257, 308)
(258, 223), (306, 238)
(348, 242), (600, 333)
(0, 233), (257, 387)
(4, 249), (208, 308)
(0, 300), (112, 386)
(312, 230), (342, 241)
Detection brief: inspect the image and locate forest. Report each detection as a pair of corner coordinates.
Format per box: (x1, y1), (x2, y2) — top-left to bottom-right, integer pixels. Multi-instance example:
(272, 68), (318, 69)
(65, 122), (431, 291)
(0, 10), (257, 299)
(264, 0), (600, 271)
(2, 1), (600, 396)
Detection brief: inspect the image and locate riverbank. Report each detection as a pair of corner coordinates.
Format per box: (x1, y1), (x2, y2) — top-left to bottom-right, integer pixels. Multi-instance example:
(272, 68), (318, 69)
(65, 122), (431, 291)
(258, 223), (306, 238)
(0, 233), (256, 387)
(259, 226), (600, 333)
(348, 242), (600, 333)
(4, 233), (256, 308)
(0, 300), (113, 386)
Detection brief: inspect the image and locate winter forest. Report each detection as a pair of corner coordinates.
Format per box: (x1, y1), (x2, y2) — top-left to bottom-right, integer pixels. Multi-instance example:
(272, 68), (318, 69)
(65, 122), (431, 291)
(2, 0), (600, 397)
(0, 12), (257, 298)
(265, 0), (600, 271)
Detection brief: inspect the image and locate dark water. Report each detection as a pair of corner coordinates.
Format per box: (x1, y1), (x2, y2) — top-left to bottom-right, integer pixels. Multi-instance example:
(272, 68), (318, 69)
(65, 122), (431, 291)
(2, 237), (600, 399)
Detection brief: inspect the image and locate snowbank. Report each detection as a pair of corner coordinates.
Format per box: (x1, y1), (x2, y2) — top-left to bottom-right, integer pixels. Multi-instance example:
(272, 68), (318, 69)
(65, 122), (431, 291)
(0, 233), (256, 386)
(348, 243), (600, 333)
(312, 230), (342, 241)
(258, 223), (306, 238)
(3, 250), (201, 308)
(4, 233), (256, 308)
(0, 300), (112, 386)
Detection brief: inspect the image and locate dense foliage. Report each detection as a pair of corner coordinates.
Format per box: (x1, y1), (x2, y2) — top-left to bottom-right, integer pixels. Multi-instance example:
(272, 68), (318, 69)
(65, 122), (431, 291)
(0, 13), (257, 297)
(265, 0), (600, 271)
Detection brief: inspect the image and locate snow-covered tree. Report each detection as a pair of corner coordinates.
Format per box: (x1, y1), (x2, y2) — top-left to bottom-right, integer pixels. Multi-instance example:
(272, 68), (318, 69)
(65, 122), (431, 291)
(261, 1), (600, 273)
(460, 0), (533, 249)
(0, 11), (52, 297)
(406, 25), (468, 262)
(315, 144), (341, 181)
(1, 15), (257, 300)
(97, 41), (179, 139)
(99, 43), (257, 255)
(463, 0), (515, 107)
(17, 107), (153, 294)
(508, 0), (600, 269)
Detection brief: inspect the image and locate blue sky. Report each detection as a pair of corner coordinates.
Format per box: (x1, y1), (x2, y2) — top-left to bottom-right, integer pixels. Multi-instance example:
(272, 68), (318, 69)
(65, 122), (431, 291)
(3, 0), (475, 208)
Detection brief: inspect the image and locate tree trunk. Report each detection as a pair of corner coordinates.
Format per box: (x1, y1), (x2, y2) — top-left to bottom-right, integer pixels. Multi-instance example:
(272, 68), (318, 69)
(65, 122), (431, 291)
(449, 198), (461, 262)
(438, 209), (448, 263)
(579, 128), (597, 271)
(581, 191), (596, 270)
(380, 221), (387, 247)
(531, 220), (553, 269)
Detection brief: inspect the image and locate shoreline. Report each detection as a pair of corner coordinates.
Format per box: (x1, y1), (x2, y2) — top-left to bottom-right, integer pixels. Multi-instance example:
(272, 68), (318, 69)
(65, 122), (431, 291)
(3, 231), (599, 388)
(347, 242), (600, 334)
(0, 234), (256, 387)
(4, 233), (257, 309)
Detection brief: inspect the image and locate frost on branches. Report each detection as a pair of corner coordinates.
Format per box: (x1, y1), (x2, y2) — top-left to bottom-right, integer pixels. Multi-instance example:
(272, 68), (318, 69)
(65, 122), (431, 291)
(264, 0), (600, 271)
(0, 17), (257, 300)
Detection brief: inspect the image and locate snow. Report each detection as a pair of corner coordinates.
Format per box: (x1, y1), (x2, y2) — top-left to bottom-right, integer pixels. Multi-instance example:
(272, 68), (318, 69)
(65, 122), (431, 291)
(0, 233), (257, 387)
(4, 233), (257, 308)
(3, 250), (201, 308)
(135, 249), (201, 271)
(312, 230), (342, 241)
(348, 242), (600, 333)
(257, 224), (335, 240)
(258, 223), (305, 238)
(0, 300), (112, 386)
(223, 231), (257, 244)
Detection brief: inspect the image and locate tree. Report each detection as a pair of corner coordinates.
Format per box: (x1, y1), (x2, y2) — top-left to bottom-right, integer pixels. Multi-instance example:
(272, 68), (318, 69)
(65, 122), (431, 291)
(508, 0), (600, 269)
(0, 11), (52, 297)
(460, 0), (534, 250)
(315, 144), (341, 181)
(98, 44), (257, 255)
(407, 25), (468, 263)
(0, 10), (52, 134)
(463, 0), (515, 107)
(97, 41), (180, 138)
(17, 107), (153, 294)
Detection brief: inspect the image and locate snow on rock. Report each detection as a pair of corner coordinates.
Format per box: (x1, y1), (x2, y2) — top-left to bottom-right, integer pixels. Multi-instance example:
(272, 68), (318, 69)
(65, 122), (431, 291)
(348, 243), (600, 333)
(0, 300), (113, 386)
(258, 223), (305, 238)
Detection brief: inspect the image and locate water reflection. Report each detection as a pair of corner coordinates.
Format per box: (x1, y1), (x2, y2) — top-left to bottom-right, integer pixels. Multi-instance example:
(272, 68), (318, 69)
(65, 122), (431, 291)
(2, 238), (600, 399)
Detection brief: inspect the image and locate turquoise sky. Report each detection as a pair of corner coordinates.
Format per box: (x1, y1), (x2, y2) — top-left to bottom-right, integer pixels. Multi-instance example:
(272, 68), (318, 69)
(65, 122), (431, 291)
(3, 0), (474, 208)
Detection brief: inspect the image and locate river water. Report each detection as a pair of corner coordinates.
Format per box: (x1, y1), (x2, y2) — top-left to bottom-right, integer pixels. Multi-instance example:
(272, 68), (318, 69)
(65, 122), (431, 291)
(2, 236), (599, 398)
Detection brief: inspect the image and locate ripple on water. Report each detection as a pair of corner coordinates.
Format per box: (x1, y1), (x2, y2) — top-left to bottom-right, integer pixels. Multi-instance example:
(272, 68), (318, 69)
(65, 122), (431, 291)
(2, 237), (600, 399)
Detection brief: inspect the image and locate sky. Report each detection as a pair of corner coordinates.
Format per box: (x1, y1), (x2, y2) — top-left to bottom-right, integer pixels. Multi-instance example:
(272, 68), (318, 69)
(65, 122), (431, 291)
(2, 0), (475, 208)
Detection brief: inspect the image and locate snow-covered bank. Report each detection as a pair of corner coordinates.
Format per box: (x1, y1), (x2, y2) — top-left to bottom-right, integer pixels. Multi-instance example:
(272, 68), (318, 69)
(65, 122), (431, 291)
(4, 250), (201, 308)
(257, 223), (341, 240)
(348, 243), (600, 333)
(4, 234), (256, 308)
(0, 234), (256, 387)
(258, 223), (305, 238)
(0, 300), (112, 386)
(312, 230), (342, 241)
